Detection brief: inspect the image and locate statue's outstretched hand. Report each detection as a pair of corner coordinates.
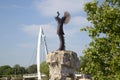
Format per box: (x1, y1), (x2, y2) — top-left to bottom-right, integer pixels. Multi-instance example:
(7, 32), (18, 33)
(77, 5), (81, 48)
(57, 11), (60, 16)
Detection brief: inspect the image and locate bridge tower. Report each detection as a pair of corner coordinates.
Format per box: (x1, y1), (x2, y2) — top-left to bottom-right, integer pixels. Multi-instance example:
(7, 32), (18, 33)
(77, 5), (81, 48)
(37, 27), (48, 80)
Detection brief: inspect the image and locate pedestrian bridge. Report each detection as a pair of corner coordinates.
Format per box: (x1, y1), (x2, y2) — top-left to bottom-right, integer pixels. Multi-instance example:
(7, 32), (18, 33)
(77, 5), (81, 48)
(23, 73), (38, 78)
(23, 73), (46, 80)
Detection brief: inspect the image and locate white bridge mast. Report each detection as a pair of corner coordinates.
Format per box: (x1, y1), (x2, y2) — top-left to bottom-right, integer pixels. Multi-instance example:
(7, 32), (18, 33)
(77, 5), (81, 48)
(37, 27), (48, 80)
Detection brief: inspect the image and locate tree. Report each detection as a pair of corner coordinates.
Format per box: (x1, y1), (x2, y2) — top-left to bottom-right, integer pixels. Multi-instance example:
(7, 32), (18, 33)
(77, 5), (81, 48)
(0, 65), (12, 76)
(13, 64), (21, 75)
(13, 64), (26, 75)
(40, 61), (49, 77)
(80, 0), (120, 79)
(26, 64), (37, 74)
(20, 67), (26, 75)
(4, 68), (13, 75)
(79, 56), (89, 72)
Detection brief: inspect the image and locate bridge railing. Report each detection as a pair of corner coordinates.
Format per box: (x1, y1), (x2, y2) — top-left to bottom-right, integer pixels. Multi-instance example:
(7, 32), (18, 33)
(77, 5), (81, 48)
(23, 73), (46, 78)
(23, 73), (38, 78)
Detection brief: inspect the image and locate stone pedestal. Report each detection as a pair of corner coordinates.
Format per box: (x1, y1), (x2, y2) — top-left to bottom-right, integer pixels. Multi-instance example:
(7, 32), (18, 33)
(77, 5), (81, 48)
(46, 50), (80, 80)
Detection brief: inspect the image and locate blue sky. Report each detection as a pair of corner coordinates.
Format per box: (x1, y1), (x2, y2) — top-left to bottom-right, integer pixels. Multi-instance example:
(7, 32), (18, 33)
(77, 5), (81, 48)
(0, 0), (93, 67)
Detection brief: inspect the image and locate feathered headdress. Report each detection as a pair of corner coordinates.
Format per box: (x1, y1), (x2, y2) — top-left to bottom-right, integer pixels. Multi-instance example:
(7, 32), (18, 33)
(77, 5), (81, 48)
(64, 11), (71, 24)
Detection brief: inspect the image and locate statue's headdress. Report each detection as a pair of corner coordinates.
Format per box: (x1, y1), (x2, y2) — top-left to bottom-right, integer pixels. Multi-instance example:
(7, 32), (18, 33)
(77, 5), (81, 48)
(64, 11), (71, 24)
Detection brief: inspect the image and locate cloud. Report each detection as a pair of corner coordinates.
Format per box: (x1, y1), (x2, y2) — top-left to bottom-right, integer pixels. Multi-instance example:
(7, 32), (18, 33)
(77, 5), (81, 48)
(35, 0), (92, 16)
(21, 24), (57, 38)
(29, 0), (92, 37)
(21, 15), (91, 37)
(22, 24), (39, 36)
(70, 16), (90, 27)
(21, 17), (91, 56)
(18, 43), (34, 49)
(11, 5), (26, 9)
(63, 16), (91, 36)
(0, 4), (27, 9)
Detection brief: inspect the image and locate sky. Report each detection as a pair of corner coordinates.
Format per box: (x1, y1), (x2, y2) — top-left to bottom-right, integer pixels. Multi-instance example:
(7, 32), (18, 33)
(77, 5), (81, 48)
(0, 0), (93, 67)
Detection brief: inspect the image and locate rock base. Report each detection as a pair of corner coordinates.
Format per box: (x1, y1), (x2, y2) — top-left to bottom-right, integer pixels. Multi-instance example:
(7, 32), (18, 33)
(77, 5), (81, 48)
(46, 50), (80, 80)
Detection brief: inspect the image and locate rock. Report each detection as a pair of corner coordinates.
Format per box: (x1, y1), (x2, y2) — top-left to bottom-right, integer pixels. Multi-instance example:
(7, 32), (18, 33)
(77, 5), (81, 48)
(46, 50), (80, 80)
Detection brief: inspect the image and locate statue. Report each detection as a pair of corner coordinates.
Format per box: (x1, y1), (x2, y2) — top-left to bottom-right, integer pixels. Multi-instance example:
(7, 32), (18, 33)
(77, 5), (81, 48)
(47, 12), (80, 80)
(55, 11), (70, 50)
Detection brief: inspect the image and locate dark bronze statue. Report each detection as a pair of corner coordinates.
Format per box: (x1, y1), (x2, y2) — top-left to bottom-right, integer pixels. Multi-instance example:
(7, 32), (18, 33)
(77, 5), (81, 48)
(55, 11), (70, 50)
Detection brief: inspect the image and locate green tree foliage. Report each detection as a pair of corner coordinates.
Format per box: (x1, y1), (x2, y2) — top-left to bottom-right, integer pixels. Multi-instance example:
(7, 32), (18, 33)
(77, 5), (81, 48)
(13, 64), (26, 75)
(0, 65), (13, 76)
(40, 61), (49, 77)
(26, 64), (37, 74)
(0, 64), (27, 77)
(80, 0), (120, 79)
(79, 56), (89, 72)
